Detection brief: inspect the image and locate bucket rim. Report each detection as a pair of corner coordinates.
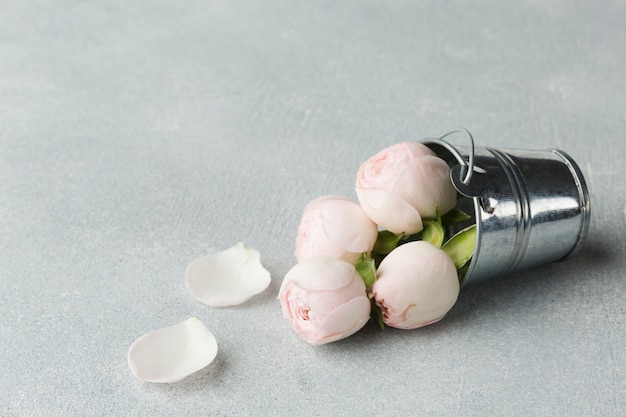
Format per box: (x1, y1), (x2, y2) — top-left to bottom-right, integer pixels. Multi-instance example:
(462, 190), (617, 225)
(420, 138), (483, 287)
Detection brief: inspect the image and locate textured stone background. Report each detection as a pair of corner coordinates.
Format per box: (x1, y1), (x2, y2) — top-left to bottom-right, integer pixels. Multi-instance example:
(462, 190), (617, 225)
(1, 1), (624, 416)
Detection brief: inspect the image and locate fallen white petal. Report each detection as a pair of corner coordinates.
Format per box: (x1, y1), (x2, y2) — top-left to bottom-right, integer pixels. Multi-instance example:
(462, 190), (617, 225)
(127, 317), (218, 383)
(185, 242), (271, 307)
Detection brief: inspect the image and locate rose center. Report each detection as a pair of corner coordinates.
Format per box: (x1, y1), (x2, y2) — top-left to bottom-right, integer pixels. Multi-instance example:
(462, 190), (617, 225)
(297, 306), (310, 321)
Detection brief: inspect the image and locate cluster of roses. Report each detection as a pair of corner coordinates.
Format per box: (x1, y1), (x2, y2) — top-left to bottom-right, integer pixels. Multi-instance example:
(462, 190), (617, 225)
(278, 141), (476, 345)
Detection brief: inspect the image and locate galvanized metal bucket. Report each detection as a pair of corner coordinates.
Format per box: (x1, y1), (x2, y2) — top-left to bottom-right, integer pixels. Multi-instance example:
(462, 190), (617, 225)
(421, 130), (591, 287)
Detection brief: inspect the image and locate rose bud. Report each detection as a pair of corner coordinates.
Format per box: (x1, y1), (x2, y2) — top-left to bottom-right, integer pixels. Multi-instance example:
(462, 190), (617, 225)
(295, 195), (378, 264)
(355, 142), (457, 234)
(371, 241), (459, 330)
(279, 256), (371, 345)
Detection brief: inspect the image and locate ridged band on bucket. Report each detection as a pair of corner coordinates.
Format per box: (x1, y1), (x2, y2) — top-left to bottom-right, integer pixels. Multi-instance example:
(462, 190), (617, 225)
(421, 138), (590, 287)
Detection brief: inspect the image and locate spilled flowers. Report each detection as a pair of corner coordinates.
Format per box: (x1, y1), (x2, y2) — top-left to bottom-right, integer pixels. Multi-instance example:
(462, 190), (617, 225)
(279, 141), (476, 345)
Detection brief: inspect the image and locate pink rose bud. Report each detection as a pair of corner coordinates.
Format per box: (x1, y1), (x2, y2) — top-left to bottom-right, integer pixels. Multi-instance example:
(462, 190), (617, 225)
(295, 195), (378, 264)
(371, 241), (459, 330)
(279, 256), (371, 345)
(355, 142), (457, 234)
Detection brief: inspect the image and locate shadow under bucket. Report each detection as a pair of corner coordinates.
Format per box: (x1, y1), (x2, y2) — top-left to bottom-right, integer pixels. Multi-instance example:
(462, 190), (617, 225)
(421, 135), (591, 287)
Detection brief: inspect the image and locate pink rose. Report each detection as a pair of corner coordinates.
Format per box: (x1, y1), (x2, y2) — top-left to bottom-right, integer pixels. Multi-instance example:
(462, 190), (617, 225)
(371, 241), (459, 330)
(295, 195), (378, 264)
(355, 142), (457, 234)
(279, 256), (371, 345)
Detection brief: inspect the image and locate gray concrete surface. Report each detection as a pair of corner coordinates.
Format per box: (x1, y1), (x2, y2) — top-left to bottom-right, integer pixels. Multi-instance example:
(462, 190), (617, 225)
(1, 1), (624, 416)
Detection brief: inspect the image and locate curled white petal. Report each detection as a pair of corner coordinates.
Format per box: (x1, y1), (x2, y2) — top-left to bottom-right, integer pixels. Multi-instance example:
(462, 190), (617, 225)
(127, 317), (218, 383)
(185, 242), (271, 307)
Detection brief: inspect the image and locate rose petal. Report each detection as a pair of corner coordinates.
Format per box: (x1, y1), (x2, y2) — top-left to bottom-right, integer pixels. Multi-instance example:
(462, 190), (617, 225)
(127, 317), (218, 383)
(279, 256), (358, 294)
(355, 142), (435, 188)
(313, 296), (371, 345)
(317, 197), (378, 253)
(294, 198), (359, 263)
(391, 155), (457, 218)
(355, 187), (423, 234)
(294, 195), (377, 263)
(278, 257), (371, 346)
(373, 241), (459, 329)
(406, 142), (438, 158)
(185, 242), (271, 307)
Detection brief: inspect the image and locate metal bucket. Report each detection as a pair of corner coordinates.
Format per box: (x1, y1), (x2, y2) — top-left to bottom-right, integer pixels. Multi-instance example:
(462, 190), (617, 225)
(421, 131), (591, 287)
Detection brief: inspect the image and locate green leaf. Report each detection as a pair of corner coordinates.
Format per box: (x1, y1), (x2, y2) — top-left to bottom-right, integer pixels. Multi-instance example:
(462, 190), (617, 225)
(441, 208), (472, 228)
(372, 230), (402, 255)
(457, 261), (471, 282)
(442, 224), (477, 269)
(370, 298), (385, 329)
(421, 219), (445, 248)
(355, 256), (377, 289)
